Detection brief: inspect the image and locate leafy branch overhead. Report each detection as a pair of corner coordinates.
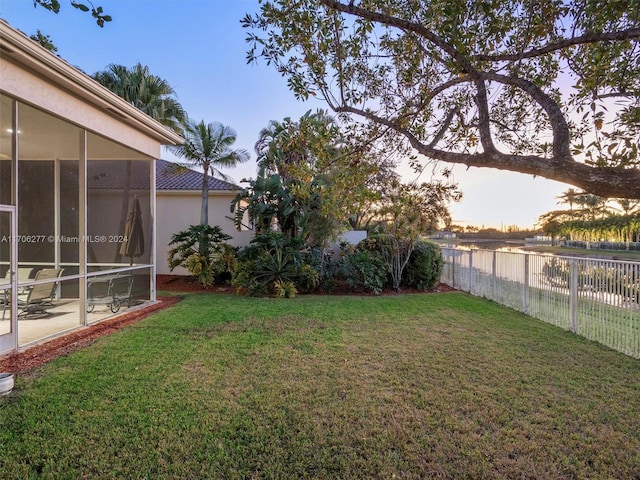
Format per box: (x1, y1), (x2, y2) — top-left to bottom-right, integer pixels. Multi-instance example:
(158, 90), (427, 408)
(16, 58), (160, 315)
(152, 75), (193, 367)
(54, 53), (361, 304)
(244, 0), (640, 199)
(34, 0), (112, 27)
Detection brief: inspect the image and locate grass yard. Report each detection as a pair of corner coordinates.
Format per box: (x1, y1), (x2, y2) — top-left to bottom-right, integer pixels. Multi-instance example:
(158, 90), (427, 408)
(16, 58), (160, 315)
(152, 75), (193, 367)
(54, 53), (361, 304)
(1, 292), (639, 479)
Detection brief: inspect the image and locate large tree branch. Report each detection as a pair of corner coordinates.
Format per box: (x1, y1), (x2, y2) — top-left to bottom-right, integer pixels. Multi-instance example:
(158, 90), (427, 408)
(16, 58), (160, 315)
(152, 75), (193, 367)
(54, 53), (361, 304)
(333, 103), (640, 198)
(428, 107), (458, 149)
(473, 28), (640, 62)
(406, 76), (470, 115)
(319, 0), (475, 74)
(473, 78), (497, 153)
(319, 0), (570, 158)
(480, 71), (572, 159)
(310, 0), (640, 198)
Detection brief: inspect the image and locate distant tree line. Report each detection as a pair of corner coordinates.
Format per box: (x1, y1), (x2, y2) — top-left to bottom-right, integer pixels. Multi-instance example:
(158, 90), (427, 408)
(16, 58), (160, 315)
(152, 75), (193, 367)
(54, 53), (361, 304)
(540, 189), (640, 244)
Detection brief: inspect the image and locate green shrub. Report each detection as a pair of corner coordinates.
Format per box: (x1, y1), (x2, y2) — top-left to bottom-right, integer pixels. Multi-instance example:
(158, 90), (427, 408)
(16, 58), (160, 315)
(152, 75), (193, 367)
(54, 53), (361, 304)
(168, 225), (236, 287)
(337, 242), (388, 294)
(296, 262), (320, 292)
(402, 240), (443, 290)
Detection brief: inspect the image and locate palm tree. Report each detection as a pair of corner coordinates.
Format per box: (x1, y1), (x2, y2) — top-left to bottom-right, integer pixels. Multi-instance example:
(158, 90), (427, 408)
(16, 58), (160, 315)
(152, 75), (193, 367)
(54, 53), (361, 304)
(612, 198), (640, 216)
(577, 193), (608, 220)
(93, 63), (186, 133)
(170, 120), (250, 227)
(254, 119), (286, 172)
(254, 109), (339, 181)
(556, 188), (581, 218)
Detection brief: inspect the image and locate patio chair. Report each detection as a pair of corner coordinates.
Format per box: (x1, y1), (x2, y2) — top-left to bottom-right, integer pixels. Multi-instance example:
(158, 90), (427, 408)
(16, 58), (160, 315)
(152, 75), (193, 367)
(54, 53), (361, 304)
(2, 267), (34, 285)
(17, 268), (64, 318)
(1, 268), (34, 319)
(0, 287), (8, 320)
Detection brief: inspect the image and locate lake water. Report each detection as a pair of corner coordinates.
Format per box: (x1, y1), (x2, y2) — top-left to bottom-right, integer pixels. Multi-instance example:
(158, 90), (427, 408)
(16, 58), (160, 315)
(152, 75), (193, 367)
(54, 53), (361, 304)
(435, 239), (529, 253)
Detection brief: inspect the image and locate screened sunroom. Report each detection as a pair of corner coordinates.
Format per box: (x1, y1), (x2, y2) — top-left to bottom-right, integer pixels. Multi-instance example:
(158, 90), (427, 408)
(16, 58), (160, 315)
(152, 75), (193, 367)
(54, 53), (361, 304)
(0, 21), (182, 355)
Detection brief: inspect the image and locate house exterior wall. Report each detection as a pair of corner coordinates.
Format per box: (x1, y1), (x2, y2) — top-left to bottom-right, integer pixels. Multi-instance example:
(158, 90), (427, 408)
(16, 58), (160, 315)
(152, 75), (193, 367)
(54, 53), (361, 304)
(156, 191), (253, 275)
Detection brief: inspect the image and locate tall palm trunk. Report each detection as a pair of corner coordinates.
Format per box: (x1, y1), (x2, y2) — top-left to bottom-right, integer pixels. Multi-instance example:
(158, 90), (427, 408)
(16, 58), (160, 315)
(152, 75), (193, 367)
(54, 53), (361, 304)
(199, 163), (210, 256)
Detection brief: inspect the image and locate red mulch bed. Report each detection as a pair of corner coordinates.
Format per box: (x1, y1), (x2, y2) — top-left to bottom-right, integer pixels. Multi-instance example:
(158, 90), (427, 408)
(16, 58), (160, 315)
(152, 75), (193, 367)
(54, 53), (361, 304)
(156, 274), (456, 296)
(156, 274), (236, 293)
(1, 275), (455, 373)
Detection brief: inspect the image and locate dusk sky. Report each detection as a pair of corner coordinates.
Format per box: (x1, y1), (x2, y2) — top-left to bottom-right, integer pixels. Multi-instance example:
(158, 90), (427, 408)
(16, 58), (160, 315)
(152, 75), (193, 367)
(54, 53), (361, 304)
(0, 0), (569, 229)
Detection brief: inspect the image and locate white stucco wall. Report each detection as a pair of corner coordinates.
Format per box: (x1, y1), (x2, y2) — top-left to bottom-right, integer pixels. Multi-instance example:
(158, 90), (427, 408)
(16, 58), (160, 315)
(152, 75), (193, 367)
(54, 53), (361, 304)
(156, 191), (253, 275)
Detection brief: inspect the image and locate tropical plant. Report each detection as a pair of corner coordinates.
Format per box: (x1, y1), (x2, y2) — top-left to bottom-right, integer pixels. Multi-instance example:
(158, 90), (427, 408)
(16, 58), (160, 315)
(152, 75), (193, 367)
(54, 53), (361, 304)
(556, 214), (640, 246)
(556, 188), (582, 219)
(244, 0), (640, 199)
(167, 225), (236, 287)
(235, 110), (383, 247)
(254, 110), (341, 182)
(574, 193), (608, 220)
(93, 63), (185, 133)
(232, 232), (317, 296)
(273, 280), (298, 299)
(231, 172), (305, 237)
(611, 199), (640, 216)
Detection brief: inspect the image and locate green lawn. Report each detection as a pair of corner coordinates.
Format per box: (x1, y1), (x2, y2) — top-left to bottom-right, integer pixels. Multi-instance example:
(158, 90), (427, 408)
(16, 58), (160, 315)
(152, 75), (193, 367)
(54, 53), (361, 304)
(1, 292), (639, 479)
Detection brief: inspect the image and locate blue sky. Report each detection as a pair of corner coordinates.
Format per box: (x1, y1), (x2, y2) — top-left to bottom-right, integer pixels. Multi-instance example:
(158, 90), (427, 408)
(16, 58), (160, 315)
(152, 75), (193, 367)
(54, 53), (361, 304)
(0, 0), (568, 229)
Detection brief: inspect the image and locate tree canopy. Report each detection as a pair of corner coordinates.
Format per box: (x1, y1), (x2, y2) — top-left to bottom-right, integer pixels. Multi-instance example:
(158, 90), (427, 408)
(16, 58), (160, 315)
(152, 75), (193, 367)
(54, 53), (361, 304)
(29, 30), (58, 53)
(234, 110), (380, 245)
(244, 0), (640, 199)
(234, 110), (459, 249)
(92, 63), (186, 134)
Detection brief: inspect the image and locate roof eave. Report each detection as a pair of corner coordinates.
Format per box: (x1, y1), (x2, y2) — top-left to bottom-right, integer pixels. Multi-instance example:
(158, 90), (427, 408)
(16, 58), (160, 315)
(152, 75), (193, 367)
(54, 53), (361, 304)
(0, 19), (184, 146)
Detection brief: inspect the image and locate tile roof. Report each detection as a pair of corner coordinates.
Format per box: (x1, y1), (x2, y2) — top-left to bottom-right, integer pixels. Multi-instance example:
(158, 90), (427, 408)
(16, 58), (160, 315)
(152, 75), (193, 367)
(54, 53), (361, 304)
(156, 159), (240, 191)
(87, 160), (150, 190)
(86, 159), (241, 191)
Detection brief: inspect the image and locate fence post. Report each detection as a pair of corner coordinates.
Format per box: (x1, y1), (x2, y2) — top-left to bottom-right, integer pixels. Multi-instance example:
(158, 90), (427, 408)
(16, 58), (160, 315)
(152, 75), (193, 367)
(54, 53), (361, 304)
(569, 259), (578, 333)
(450, 249), (456, 289)
(492, 250), (497, 301)
(468, 250), (473, 294)
(523, 254), (529, 314)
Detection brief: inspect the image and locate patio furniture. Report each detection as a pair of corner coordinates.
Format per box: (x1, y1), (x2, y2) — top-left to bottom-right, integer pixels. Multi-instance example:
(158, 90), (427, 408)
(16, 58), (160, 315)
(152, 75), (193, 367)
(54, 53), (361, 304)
(0, 288), (8, 320)
(17, 268), (64, 318)
(1, 267), (34, 319)
(87, 273), (133, 314)
(2, 267), (34, 283)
